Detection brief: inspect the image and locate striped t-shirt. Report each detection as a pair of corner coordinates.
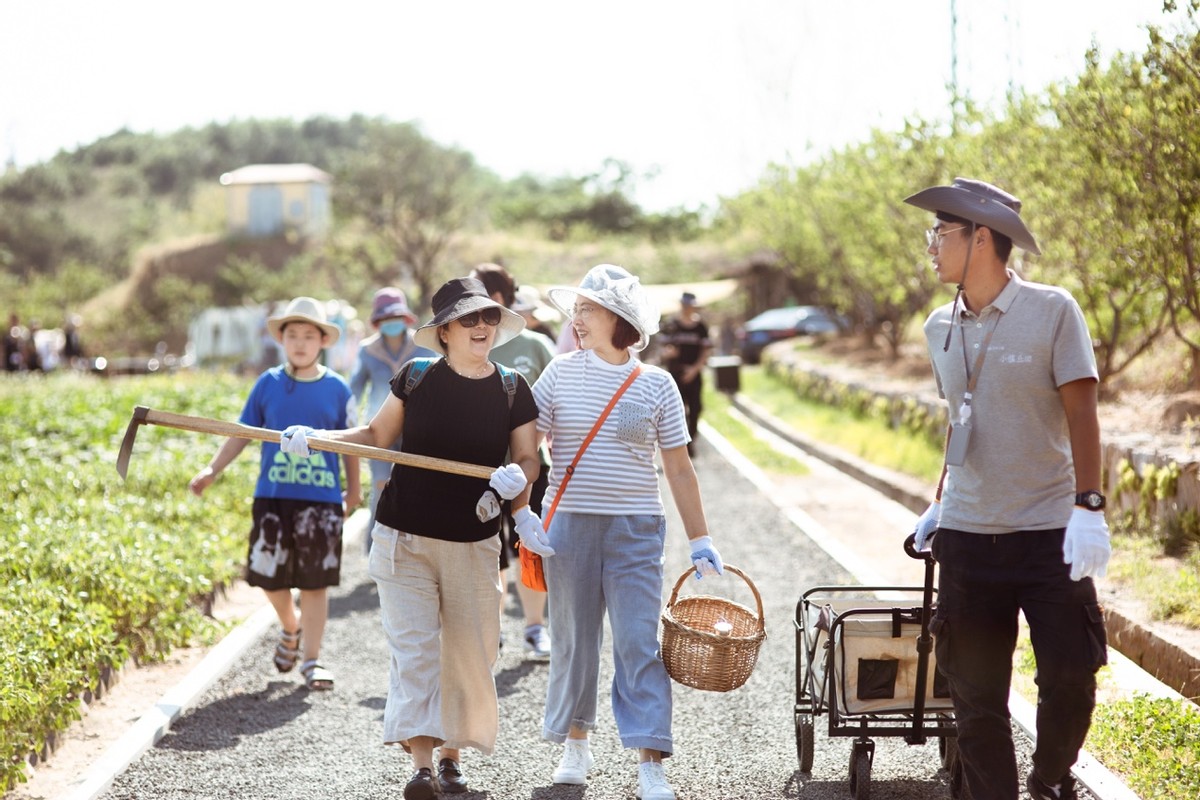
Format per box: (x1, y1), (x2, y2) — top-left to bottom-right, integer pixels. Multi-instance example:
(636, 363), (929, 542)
(533, 348), (689, 515)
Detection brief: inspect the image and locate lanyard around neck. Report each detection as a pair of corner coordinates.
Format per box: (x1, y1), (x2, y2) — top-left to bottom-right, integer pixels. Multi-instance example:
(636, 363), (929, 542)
(956, 308), (1002, 410)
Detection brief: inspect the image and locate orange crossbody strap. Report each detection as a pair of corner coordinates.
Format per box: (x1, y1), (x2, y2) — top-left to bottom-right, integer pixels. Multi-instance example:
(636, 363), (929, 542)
(543, 364), (643, 528)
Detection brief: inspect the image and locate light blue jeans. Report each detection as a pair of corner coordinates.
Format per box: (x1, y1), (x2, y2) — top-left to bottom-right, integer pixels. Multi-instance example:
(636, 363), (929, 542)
(542, 511), (674, 755)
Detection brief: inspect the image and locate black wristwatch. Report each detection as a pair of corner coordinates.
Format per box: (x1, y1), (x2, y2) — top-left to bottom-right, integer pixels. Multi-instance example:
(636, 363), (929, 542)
(1075, 490), (1106, 511)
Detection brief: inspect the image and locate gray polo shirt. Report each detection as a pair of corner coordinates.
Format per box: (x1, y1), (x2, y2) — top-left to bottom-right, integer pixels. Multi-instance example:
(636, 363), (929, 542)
(924, 271), (1098, 534)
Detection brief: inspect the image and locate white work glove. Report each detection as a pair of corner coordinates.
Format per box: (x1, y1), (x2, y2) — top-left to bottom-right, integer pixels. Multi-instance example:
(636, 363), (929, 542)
(513, 505), (555, 557)
(489, 463), (527, 500)
(689, 535), (724, 579)
(1063, 507), (1111, 581)
(280, 425), (321, 458)
(913, 500), (941, 552)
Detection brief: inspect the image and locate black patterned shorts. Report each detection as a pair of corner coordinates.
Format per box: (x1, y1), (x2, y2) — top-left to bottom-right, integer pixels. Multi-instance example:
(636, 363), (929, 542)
(247, 498), (343, 590)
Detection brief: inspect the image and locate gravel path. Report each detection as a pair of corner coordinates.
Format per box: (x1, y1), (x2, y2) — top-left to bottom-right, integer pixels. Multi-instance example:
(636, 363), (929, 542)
(101, 437), (1080, 800)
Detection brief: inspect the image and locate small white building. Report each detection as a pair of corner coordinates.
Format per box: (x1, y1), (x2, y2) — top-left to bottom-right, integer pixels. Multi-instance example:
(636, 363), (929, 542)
(220, 163), (332, 238)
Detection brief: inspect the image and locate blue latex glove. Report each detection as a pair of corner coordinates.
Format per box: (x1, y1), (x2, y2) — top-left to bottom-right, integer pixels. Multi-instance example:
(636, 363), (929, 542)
(1063, 507), (1111, 581)
(913, 500), (941, 552)
(489, 463), (527, 500)
(280, 425), (320, 458)
(513, 505), (555, 557)
(689, 535), (724, 579)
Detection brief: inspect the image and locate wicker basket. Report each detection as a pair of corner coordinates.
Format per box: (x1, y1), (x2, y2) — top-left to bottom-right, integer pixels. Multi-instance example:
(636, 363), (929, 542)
(660, 564), (766, 692)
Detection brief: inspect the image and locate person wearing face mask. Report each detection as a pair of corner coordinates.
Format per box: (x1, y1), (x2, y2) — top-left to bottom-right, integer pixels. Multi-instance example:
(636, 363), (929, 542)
(350, 288), (435, 550)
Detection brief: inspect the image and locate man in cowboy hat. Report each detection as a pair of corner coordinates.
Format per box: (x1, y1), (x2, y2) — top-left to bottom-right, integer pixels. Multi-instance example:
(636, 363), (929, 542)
(904, 178), (1110, 800)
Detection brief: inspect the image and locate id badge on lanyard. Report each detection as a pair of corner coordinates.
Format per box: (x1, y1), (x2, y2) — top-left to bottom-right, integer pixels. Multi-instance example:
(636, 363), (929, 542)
(948, 313), (1000, 467)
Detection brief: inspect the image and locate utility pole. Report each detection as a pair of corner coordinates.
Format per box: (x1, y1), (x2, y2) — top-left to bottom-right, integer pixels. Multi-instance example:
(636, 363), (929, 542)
(950, 0), (960, 134)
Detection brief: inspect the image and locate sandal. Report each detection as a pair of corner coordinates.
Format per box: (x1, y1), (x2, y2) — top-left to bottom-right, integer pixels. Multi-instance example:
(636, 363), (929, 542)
(300, 659), (334, 690)
(273, 628), (301, 673)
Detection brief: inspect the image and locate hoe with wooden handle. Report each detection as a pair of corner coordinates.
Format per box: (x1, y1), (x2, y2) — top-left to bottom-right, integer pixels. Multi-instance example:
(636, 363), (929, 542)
(115, 405), (494, 481)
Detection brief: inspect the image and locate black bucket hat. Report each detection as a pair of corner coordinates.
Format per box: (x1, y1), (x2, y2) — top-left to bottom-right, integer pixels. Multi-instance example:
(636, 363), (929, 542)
(412, 277), (524, 351)
(904, 177), (1041, 255)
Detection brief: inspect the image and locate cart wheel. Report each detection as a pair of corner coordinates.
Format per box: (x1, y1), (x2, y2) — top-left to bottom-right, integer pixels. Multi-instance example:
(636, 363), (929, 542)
(848, 744), (872, 800)
(795, 712), (814, 772)
(939, 733), (955, 768)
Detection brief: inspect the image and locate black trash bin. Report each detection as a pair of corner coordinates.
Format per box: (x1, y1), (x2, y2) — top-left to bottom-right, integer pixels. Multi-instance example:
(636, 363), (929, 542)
(708, 355), (741, 394)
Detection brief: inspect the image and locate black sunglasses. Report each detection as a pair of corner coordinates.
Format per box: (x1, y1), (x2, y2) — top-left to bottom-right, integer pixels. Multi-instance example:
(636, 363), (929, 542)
(456, 307), (503, 328)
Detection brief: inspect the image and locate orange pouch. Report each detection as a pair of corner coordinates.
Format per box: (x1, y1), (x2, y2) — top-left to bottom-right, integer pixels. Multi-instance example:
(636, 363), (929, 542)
(517, 541), (547, 592)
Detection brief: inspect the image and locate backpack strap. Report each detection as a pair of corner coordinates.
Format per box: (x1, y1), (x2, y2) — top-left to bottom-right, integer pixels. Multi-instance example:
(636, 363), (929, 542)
(405, 358), (519, 409)
(497, 363), (519, 410)
(403, 357), (440, 397)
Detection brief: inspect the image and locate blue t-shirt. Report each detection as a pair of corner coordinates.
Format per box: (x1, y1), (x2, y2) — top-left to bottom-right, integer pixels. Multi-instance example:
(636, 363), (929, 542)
(239, 365), (358, 503)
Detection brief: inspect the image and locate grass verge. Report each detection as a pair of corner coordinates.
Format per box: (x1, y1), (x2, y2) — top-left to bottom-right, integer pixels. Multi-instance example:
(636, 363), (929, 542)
(722, 360), (1200, 797)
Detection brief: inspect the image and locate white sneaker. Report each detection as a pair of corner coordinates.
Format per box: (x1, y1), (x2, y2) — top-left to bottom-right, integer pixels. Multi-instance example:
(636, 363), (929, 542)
(552, 739), (594, 784)
(523, 624), (551, 660)
(637, 761), (676, 800)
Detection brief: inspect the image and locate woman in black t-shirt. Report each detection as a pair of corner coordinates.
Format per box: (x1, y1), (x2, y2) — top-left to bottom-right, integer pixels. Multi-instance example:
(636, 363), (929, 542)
(282, 278), (552, 800)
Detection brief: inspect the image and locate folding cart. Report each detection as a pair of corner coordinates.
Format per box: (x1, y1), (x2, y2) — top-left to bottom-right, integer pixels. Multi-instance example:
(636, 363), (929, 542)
(793, 536), (969, 799)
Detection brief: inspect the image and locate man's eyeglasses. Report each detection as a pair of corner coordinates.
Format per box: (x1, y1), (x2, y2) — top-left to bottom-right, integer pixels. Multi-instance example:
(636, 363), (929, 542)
(456, 307), (503, 328)
(925, 225), (969, 249)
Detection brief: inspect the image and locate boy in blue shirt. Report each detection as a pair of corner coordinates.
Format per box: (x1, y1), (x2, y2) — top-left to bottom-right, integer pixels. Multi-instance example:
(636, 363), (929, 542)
(190, 296), (361, 690)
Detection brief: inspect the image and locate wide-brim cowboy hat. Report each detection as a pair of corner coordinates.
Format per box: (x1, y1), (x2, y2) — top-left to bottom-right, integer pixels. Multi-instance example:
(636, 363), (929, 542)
(904, 177), (1041, 255)
(267, 296), (341, 345)
(547, 264), (660, 352)
(412, 277), (525, 352)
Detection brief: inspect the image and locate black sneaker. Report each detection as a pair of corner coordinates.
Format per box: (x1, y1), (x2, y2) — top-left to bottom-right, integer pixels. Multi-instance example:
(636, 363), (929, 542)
(404, 767), (441, 800)
(438, 757), (468, 794)
(1026, 771), (1077, 800)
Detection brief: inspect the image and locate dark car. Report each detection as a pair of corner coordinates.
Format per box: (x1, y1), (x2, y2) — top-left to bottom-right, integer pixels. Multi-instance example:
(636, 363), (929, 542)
(737, 305), (844, 364)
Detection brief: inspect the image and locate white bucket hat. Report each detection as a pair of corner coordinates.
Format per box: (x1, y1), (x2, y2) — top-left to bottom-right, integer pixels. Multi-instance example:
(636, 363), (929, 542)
(267, 296), (341, 345)
(547, 264), (660, 351)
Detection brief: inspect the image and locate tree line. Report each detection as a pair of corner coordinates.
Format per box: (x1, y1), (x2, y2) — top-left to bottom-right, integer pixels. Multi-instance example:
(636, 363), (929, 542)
(2, 1), (1196, 384)
(720, 1), (1200, 388)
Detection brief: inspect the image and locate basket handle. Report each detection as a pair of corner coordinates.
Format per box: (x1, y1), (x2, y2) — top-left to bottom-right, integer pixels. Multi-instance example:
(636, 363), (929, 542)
(667, 564), (765, 634)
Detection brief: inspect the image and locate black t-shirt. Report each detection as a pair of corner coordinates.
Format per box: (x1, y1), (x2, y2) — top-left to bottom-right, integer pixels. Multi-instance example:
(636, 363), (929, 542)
(659, 317), (711, 376)
(375, 359), (538, 542)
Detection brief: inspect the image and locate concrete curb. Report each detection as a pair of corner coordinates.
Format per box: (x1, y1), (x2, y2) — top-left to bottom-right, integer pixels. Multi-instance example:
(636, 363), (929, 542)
(63, 603), (278, 800)
(63, 509), (371, 800)
(699, 417), (1143, 800)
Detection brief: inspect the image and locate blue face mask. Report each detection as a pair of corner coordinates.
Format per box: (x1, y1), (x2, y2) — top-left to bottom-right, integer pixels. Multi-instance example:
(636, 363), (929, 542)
(379, 320), (407, 337)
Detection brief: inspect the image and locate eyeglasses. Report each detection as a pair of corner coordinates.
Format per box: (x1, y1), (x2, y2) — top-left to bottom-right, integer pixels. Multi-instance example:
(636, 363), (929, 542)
(925, 225), (969, 249)
(456, 307), (503, 328)
(570, 303), (602, 319)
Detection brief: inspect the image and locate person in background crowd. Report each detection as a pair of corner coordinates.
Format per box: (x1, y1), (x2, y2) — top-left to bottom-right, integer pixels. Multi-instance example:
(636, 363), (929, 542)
(4, 313), (23, 371)
(512, 286), (558, 341)
(533, 263), (725, 800)
(658, 292), (712, 457)
(350, 287), (434, 550)
(470, 263), (557, 660)
(22, 320), (43, 372)
(282, 277), (546, 800)
(61, 314), (85, 370)
(904, 177), (1110, 800)
(190, 296), (361, 692)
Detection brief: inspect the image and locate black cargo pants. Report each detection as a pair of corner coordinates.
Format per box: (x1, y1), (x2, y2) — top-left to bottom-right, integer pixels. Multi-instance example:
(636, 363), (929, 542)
(931, 528), (1108, 800)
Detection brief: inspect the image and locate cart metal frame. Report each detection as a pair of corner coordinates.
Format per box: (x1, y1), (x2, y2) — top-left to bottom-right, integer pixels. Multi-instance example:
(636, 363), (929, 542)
(793, 536), (969, 799)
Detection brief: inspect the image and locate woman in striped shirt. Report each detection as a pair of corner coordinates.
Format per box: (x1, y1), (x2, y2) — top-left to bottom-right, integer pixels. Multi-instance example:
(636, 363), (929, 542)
(532, 264), (724, 800)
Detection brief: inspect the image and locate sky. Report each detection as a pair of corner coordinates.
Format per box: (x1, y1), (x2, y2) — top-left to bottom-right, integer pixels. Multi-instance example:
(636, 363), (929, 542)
(0, 0), (1189, 211)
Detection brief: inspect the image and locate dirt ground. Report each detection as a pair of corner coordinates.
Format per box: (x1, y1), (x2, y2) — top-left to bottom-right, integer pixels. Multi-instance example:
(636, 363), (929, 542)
(813, 336), (1200, 445)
